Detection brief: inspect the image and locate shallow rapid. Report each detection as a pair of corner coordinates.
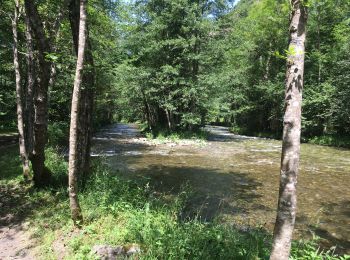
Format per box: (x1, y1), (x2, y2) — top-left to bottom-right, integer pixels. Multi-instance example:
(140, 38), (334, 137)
(92, 124), (350, 253)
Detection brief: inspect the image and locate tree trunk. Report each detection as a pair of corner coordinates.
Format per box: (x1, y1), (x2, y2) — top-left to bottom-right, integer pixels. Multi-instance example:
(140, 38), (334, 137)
(24, 0), (52, 186)
(141, 89), (152, 130)
(24, 10), (35, 162)
(69, 0), (95, 182)
(165, 109), (172, 130)
(48, 8), (64, 93)
(68, 0), (88, 226)
(270, 1), (308, 260)
(264, 42), (273, 81)
(12, 0), (30, 179)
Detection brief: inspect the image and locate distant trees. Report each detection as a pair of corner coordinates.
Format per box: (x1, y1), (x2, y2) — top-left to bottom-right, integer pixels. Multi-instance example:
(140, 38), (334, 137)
(108, 0), (350, 141)
(113, 0), (227, 131)
(2, 0), (349, 143)
(270, 1), (308, 259)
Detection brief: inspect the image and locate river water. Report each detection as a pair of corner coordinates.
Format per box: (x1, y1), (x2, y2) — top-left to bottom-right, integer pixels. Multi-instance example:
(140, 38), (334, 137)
(92, 124), (350, 253)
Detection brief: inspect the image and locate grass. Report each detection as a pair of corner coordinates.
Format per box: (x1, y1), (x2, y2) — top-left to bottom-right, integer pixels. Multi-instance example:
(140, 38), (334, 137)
(306, 135), (350, 148)
(0, 146), (349, 259)
(143, 126), (209, 145)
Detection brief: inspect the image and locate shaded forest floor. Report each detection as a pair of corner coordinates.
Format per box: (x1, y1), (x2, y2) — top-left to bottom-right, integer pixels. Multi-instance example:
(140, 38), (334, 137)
(0, 183), (37, 259)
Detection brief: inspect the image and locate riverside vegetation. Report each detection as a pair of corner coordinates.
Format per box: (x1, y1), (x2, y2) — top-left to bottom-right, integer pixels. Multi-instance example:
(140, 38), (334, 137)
(1, 144), (349, 260)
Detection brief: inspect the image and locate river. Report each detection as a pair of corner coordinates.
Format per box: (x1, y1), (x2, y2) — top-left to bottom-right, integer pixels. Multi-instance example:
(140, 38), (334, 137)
(92, 123), (350, 253)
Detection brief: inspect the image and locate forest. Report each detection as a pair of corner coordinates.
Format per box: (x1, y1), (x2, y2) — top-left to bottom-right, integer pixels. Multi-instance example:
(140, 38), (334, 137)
(0, 0), (349, 259)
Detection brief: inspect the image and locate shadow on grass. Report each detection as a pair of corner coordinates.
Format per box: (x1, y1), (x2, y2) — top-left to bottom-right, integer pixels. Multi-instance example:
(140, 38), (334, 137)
(114, 163), (267, 222)
(307, 200), (350, 255)
(0, 146), (69, 229)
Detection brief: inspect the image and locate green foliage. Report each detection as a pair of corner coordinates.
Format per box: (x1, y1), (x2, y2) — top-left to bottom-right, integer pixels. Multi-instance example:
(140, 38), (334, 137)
(0, 146), (22, 184)
(291, 239), (350, 260)
(1, 0), (350, 142)
(47, 121), (69, 146)
(145, 127), (209, 143)
(307, 135), (350, 148)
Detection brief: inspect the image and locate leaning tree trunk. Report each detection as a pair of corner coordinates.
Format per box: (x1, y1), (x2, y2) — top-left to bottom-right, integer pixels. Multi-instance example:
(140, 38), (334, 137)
(12, 0), (30, 179)
(24, 0), (52, 186)
(270, 1), (308, 260)
(68, 0), (88, 226)
(69, 0), (95, 182)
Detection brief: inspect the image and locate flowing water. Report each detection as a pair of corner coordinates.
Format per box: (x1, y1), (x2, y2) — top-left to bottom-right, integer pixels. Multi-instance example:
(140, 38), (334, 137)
(92, 124), (350, 253)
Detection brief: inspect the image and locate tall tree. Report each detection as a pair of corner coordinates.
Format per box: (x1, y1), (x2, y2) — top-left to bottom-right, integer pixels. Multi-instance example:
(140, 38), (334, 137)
(24, 0), (52, 186)
(24, 8), (35, 170)
(12, 0), (30, 179)
(68, 0), (88, 226)
(270, 1), (308, 259)
(69, 0), (95, 181)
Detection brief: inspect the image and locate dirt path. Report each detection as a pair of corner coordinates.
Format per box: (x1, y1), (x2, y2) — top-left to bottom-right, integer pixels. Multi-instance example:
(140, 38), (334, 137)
(0, 185), (37, 260)
(0, 224), (35, 260)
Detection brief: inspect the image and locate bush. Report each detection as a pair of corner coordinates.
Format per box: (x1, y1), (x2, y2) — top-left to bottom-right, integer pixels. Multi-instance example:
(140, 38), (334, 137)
(47, 121), (69, 146)
(307, 135), (350, 148)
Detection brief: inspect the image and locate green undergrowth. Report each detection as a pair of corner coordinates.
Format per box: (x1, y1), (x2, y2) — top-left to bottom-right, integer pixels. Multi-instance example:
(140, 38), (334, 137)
(143, 126), (209, 144)
(229, 126), (281, 140)
(229, 126), (350, 149)
(0, 124), (17, 134)
(0, 147), (349, 259)
(306, 135), (350, 149)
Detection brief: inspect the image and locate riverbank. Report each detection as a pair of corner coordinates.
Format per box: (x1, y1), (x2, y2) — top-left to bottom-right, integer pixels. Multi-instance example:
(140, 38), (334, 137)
(228, 127), (350, 149)
(0, 146), (348, 259)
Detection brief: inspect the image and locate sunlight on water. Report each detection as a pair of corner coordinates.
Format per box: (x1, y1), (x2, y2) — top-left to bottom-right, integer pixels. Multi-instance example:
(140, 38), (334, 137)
(93, 124), (350, 253)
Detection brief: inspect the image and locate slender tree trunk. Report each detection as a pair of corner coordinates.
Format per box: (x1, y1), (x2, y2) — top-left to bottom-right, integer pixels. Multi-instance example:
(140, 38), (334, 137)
(12, 0), (30, 179)
(270, 1), (308, 260)
(24, 0), (52, 186)
(165, 109), (172, 130)
(69, 0), (95, 182)
(68, 0), (88, 226)
(24, 11), (35, 161)
(141, 89), (152, 130)
(48, 9), (64, 92)
(316, 4), (321, 85)
(264, 42), (273, 81)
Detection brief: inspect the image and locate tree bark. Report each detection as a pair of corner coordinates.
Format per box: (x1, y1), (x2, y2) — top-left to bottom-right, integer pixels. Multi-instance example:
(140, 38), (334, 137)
(24, 0), (52, 186)
(264, 42), (273, 81)
(68, 0), (88, 226)
(69, 0), (95, 182)
(165, 109), (172, 130)
(24, 10), (35, 162)
(270, 1), (308, 260)
(12, 0), (30, 179)
(48, 8), (64, 93)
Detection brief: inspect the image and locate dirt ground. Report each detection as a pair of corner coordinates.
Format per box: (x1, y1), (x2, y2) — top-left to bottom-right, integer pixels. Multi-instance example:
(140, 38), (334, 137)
(0, 184), (37, 260)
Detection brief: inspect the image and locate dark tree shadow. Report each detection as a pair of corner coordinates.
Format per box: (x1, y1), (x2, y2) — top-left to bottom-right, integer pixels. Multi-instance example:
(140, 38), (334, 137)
(115, 162), (266, 222)
(306, 200), (350, 255)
